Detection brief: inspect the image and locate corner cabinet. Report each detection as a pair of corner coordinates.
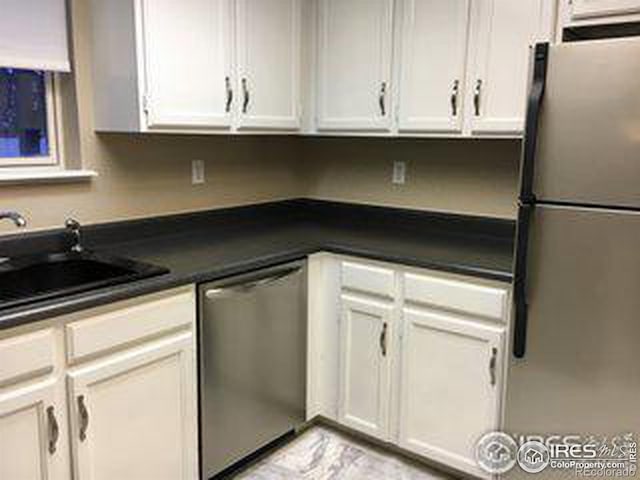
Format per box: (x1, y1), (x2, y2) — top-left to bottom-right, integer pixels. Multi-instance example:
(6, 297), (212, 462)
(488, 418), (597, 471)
(0, 286), (198, 480)
(90, 0), (302, 134)
(316, 0), (395, 132)
(307, 254), (511, 479)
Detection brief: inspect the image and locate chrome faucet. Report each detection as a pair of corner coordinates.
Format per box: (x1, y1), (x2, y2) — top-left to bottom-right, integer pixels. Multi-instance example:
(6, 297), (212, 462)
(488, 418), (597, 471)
(0, 211), (27, 228)
(65, 218), (83, 253)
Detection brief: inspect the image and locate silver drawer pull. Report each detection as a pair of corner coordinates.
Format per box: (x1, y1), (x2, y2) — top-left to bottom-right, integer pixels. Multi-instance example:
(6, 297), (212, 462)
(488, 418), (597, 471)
(474, 79), (483, 117)
(380, 323), (388, 357)
(78, 395), (89, 442)
(242, 78), (250, 114)
(47, 406), (59, 455)
(489, 347), (498, 387)
(450, 79), (460, 117)
(379, 82), (387, 116)
(225, 76), (233, 113)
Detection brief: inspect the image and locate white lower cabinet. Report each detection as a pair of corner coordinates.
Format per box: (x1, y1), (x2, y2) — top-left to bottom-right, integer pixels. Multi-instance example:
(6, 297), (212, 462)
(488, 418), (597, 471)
(338, 295), (393, 440)
(68, 332), (197, 480)
(0, 286), (197, 480)
(309, 256), (510, 478)
(0, 381), (69, 480)
(398, 308), (505, 477)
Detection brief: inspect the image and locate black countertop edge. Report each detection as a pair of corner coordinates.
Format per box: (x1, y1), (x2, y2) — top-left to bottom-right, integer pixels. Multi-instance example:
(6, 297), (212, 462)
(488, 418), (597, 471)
(0, 199), (515, 331)
(0, 244), (512, 332)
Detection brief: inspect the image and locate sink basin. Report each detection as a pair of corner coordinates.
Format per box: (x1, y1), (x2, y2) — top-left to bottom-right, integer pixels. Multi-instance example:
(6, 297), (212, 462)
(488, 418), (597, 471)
(0, 251), (169, 311)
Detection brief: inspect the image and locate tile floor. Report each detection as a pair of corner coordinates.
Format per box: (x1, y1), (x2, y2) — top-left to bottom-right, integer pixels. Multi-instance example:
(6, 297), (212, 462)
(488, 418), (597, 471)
(236, 426), (457, 479)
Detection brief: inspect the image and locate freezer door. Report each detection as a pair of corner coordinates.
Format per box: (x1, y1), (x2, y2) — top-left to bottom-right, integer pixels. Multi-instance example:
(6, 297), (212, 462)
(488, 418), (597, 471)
(532, 37), (640, 208)
(507, 205), (640, 435)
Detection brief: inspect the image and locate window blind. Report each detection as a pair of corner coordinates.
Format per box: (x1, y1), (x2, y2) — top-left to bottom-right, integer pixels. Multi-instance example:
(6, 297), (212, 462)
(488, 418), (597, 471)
(0, 0), (70, 72)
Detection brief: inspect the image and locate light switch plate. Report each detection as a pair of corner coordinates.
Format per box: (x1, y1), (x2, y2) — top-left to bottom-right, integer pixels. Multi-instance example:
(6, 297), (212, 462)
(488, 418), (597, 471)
(393, 161), (406, 185)
(192, 160), (205, 185)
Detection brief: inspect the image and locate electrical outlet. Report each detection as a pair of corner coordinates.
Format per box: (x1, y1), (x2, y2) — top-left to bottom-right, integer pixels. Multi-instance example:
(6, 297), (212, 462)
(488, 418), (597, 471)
(393, 161), (406, 185)
(192, 160), (205, 185)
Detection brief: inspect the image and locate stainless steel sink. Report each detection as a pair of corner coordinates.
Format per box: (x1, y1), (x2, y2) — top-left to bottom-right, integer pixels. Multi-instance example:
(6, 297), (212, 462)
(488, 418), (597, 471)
(0, 251), (169, 311)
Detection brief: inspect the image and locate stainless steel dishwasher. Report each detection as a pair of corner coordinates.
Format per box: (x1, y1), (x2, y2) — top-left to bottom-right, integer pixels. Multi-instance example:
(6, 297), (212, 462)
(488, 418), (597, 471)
(199, 261), (307, 479)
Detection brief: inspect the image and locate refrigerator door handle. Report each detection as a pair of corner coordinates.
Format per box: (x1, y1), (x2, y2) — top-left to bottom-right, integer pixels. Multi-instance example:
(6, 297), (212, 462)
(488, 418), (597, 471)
(513, 202), (534, 358)
(519, 43), (550, 203)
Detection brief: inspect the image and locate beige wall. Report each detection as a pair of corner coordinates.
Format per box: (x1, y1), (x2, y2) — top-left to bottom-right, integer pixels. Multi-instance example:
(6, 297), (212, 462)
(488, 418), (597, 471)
(301, 137), (520, 220)
(0, 1), (520, 235)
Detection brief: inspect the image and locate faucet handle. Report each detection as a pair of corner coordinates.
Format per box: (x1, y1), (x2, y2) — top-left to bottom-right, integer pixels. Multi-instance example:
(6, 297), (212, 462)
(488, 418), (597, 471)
(65, 218), (83, 253)
(65, 218), (81, 231)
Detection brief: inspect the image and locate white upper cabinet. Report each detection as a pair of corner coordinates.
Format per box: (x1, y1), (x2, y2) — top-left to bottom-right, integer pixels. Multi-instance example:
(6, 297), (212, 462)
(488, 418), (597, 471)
(91, 0), (301, 134)
(569, 0), (640, 19)
(316, 0), (395, 132)
(465, 0), (553, 136)
(397, 0), (471, 134)
(235, 0), (302, 131)
(141, 0), (233, 131)
(91, 0), (554, 137)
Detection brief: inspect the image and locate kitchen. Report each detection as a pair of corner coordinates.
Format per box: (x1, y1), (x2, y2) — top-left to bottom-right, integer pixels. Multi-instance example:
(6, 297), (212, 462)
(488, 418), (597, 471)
(0, 1), (638, 479)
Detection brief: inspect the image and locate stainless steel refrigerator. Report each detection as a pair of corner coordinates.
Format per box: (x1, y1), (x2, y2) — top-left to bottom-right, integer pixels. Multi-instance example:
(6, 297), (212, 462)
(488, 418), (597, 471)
(506, 37), (640, 441)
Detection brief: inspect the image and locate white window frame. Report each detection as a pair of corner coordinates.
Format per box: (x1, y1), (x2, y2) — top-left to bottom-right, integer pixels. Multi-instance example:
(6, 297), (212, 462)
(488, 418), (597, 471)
(0, 72), (62, 168)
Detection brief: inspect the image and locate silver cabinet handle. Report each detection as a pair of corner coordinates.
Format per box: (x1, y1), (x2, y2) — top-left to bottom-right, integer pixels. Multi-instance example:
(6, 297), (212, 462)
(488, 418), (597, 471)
(380, 323), (388, 357)
(378, 82), (387, 116)
(474, 79), (483, 116)
(225, 76), (233, 113)
(77, 395), (89, 442)
(47, 406), (59, 455)
(489, 347), (498, 387)
(242, 78), (250, 114)
(450, 79), (460, 117)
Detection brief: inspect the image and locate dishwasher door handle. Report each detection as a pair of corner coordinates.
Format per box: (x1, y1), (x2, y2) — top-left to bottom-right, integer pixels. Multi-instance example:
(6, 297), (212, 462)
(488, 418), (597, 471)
(205, 266), (303, 299)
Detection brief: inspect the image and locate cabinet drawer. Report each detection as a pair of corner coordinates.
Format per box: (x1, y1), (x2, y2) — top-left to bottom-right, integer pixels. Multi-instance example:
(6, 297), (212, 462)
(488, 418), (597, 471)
(65, 287), (195, 363)
(341, 261), (395, 299)
(0, 329), (55, 387)
(404, 273), (508, 321)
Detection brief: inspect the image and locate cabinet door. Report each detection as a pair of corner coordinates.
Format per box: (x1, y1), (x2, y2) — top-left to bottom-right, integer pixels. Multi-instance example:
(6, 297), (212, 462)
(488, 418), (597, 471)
(317, 0), (395, 132)
(338, 295), (393, 440)
(466, 0), (552, 135)
(398, 309), (504, 478)
(570, 0), (640, 19)
(68, 333), (198, 480)
(0, 382), (68, 480)
(141, 0), (233, 130)
(398, 0), (471, 134)
(236, 0), (301, 131)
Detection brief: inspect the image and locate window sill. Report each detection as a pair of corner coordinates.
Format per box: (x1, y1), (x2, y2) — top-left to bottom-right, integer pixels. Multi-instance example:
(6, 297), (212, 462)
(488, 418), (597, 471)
(0, 169), (98, 185)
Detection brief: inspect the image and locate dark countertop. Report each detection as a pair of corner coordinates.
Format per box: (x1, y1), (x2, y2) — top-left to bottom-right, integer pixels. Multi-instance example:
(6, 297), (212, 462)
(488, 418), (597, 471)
(0, 199), (515, 330)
